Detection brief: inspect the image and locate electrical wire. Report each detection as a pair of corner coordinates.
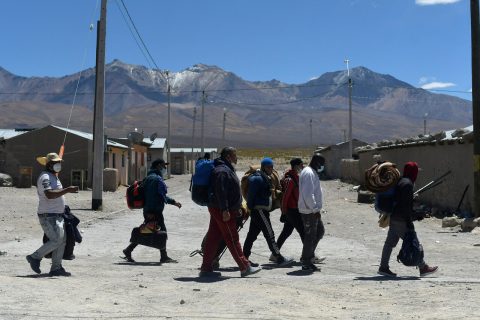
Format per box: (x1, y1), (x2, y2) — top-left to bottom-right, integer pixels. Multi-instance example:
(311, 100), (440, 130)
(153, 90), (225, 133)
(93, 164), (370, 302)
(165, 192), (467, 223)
(116, 0), (167, 82)
(60, 0), (100, 156)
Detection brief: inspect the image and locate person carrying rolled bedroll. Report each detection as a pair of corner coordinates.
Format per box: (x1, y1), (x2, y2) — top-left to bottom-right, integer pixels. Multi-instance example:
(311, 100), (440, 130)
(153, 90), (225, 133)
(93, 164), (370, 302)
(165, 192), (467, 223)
(26, 152), (79, 277)
(243, 157), (293, 267)
(378, 161), (438, 277)
(122, 158), (182, 263)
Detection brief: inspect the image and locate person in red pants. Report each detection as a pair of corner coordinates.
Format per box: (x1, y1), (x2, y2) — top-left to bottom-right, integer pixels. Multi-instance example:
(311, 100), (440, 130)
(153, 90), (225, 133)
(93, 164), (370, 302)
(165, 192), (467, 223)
(200, 147), (261, 278)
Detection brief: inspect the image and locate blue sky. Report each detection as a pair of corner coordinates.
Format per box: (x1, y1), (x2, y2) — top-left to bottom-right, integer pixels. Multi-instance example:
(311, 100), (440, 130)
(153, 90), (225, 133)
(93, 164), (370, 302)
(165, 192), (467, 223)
(0, 0), (472, 99)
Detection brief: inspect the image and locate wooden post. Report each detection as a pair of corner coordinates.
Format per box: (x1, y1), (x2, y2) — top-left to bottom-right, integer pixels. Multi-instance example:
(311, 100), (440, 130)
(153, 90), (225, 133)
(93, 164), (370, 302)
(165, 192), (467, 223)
(92, 0), (107, 210)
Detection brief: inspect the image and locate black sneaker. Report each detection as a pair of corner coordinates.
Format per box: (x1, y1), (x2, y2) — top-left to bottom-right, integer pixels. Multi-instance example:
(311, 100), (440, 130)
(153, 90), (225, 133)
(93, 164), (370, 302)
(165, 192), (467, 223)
(122, 249), (135, 263)
(301, 264), (320, 272)
(277, 255), (294, 267)
(248, 260), (259, 267)
(64, 254), (75, 260)
(49, 267), (71, 277)
(199, 271), (222, 278)
(26, 255), (41, 274)
(377, 267), (397, 277)
(160, 256), (178, 264)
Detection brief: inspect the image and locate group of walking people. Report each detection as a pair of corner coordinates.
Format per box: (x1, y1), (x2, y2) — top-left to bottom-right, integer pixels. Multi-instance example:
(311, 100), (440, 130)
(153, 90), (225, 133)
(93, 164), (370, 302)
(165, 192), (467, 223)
(200, 147), (328, 277)
(26, 147), (437, 279)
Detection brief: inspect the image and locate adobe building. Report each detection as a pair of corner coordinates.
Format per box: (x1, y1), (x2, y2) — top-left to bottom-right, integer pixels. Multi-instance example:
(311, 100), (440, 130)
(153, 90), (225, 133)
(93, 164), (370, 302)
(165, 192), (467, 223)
(342, 126), (474, 214)
(315, 139), (368, 179)
(1, 125), (131, 188)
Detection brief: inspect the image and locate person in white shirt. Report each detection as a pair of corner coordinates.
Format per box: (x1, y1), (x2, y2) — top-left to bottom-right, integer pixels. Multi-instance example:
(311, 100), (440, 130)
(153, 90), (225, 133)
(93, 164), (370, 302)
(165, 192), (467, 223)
(26, 153), (78, 277)
(298, 153), (326, 272)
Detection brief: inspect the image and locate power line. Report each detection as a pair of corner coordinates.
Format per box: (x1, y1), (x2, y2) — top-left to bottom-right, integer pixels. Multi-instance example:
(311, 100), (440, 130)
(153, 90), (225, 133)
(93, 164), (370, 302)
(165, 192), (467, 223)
(115, 0), (167, 82)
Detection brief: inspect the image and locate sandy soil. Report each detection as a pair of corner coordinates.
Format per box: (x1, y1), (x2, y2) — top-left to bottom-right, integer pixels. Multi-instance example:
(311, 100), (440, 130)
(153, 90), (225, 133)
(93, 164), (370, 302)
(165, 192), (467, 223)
(1, 172), (480, 320)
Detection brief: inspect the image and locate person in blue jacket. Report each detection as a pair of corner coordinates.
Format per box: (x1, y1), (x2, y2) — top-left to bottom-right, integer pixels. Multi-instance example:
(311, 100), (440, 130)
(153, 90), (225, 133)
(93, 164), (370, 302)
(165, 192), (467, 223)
(122, 158), (181, 263)
(242, 157), (293, 267)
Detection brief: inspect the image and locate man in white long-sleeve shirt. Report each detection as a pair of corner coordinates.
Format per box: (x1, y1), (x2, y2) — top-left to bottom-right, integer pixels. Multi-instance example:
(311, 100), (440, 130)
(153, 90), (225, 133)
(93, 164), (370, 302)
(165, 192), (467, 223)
(298, 153), (326, 272)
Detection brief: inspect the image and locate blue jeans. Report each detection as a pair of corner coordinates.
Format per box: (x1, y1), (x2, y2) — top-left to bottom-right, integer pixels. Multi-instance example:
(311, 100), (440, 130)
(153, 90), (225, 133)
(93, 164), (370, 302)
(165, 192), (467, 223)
(31, 216), (66, 271)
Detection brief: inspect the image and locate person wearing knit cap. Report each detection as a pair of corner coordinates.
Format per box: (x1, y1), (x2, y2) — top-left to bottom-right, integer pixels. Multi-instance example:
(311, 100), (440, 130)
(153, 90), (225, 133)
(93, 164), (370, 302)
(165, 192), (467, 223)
(378, 161), (438, 277)
(243, 157), (293, 267)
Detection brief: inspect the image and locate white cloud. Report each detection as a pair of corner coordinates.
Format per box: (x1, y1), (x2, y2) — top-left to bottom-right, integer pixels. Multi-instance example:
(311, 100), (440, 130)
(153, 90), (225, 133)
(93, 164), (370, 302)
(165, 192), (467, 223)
(415, 0), (462, 5)
(420, 82), (456, 90)
(418, 76), (435, 85)
(469, 88), (473, 93)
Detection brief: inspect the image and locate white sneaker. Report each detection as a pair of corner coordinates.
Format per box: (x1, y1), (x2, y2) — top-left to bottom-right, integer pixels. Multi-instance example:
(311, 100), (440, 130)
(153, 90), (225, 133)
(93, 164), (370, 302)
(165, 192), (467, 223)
(241, 265), (262, 277)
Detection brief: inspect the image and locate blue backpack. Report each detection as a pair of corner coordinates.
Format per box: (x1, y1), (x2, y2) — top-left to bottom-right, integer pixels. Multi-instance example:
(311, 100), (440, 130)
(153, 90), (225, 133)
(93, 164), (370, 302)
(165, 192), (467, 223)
(190, 159), (214, 206)
(374, 186), (396, 214)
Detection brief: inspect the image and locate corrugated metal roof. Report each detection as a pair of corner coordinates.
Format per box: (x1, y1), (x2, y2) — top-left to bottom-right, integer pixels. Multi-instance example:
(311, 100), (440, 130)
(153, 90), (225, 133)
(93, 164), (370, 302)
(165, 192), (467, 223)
(143, 138), (166, 149)
(443, 125), (473, 140)
(170, 148), (217, 153)
(51, 125), (128, 148)
(0, 129), (28, 139)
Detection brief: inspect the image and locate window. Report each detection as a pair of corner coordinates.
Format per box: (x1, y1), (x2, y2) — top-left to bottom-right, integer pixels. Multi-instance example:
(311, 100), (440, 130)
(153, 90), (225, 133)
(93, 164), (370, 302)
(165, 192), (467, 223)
(121, 154), (125, 167)
(112, 153), (116, 168)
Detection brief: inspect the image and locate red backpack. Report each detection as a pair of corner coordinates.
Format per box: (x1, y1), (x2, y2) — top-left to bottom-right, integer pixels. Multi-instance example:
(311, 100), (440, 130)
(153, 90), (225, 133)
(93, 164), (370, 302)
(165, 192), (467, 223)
(126, 180), (145, 209)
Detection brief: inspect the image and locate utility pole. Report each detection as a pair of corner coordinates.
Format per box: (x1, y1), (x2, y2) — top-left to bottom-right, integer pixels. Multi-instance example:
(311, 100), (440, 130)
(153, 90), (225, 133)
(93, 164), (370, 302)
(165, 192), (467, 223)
(423, 113), (428, 135)
(200, 90), (206, 154)
(92, 0), (107, 211)
(166, 70), (171, 178)
(222, 107), (227, 146)
(191, 106), (197, 173)
(345, 59), (353, 159)
(471, 0), (480, 217)
(309, 118), (313, 148)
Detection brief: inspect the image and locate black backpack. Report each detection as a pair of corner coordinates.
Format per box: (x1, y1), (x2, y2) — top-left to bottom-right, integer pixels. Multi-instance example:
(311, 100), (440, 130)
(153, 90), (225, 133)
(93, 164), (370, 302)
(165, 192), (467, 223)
(397, 231), (424, 267)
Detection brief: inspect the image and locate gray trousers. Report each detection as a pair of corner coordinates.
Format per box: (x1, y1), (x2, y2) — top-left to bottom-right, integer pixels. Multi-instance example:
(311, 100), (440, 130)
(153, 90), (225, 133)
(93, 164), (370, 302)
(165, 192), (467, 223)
(301, 212), (325, 264)
(380, 219), (425, 269)
(31, 216), (66, 271)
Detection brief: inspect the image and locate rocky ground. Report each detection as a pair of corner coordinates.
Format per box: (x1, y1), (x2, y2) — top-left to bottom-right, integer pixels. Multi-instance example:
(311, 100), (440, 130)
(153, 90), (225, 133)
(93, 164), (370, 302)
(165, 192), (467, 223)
(1, 172), (480, 320)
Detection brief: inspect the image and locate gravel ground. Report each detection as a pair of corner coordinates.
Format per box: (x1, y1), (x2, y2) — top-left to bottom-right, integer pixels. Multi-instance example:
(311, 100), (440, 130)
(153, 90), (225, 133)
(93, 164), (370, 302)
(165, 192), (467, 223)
(1, 172), (480, 320)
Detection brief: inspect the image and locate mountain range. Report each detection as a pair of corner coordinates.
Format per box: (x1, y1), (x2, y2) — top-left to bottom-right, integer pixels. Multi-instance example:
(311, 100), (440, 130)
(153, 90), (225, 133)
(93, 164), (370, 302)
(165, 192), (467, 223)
(0, 59), (472, 147)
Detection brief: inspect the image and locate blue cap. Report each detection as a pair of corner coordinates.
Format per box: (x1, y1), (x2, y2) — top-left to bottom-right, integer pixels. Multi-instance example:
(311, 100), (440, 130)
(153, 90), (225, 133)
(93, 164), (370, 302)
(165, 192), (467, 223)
(261, 157), (274, 167)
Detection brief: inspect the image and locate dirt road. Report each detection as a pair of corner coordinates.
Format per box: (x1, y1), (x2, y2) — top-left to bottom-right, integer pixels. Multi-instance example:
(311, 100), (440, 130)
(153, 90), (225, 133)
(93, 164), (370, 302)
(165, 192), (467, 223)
(1, 174), (479, 319)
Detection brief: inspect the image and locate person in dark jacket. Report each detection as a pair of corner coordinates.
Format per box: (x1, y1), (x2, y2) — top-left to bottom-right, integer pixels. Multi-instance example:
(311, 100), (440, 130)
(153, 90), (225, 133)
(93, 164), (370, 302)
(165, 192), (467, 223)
(122, 158), (181, 263)
(200, 146), (261, 277)
(378, 161), (438, 277)
(243, 157), (293, 267)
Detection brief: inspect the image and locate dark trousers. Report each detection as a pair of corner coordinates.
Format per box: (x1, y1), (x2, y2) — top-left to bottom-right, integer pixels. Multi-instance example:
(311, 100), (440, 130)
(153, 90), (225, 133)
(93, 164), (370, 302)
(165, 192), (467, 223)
(201, 207), (249, 272)
(125, 212), (169, 259)
(301, 212), (325, 264)
(243, 209), (281, 259)
(277, 208), (305, 249)
(380, 219), (425, 268)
